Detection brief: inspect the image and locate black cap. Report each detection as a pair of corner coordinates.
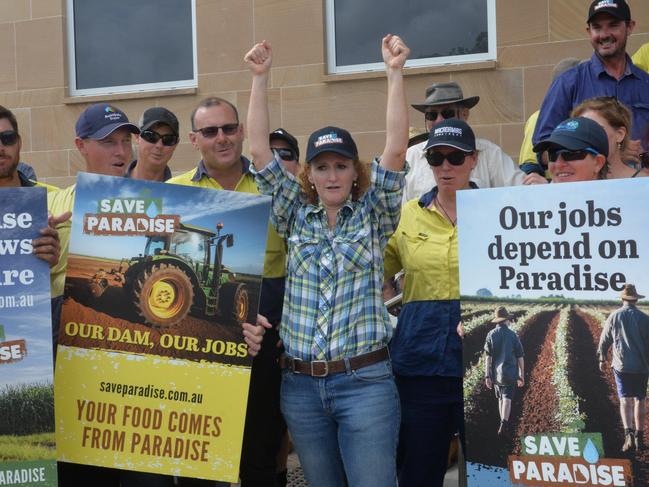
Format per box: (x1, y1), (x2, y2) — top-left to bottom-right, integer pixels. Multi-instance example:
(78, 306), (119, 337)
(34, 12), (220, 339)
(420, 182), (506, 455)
(76, 103), (139, 139)
(305, 126), (358, 163)
(533, 117), (609, 157)
(270, 128), (300, 161)
(139, 107), (179, 137)
(423, 118), (476, 153)
(588, 0), (631, 23)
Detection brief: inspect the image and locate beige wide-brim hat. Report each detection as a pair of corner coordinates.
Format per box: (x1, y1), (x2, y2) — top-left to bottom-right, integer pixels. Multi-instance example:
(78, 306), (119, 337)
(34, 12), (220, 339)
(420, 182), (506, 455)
(491, 306), (514, 324)
(621, 283), (645, 301)
(412, 81), (480, 113)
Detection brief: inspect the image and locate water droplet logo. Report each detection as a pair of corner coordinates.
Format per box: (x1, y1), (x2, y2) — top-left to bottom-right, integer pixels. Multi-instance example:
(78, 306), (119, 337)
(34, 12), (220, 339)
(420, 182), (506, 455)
(582, 438), (599, 464)
(145, 202), (158, 218)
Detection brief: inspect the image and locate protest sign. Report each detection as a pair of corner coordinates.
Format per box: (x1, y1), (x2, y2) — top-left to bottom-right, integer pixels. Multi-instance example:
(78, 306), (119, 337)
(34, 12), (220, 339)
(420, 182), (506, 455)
(55, 173), (271, 482)
(458, 178), (649, 487)
(0, 187), (56, 486)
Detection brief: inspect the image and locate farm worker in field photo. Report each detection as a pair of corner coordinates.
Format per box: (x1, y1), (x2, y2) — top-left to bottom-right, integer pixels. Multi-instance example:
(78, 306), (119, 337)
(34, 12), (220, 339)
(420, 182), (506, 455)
(383, 117), (477, 486)
(484, 306), (525, 436)
(597, 284), (649, 453)
(245, 34), (410, 487)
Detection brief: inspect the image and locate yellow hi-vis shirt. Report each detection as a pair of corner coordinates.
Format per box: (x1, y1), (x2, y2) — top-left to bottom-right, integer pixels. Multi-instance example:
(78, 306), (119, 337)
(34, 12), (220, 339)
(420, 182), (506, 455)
(47, 185), (75, 298)
(384, 196), (459, 303)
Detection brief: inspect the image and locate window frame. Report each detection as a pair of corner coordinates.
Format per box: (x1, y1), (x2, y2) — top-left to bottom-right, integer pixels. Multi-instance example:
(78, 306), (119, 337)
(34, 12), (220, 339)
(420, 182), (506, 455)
(324, 0), (497, 75)
(65, 0), (198, 98)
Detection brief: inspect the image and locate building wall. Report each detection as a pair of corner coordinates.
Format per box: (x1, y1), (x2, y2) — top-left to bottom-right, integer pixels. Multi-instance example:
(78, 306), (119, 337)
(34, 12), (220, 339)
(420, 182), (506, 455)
(2, 0), (648, 187)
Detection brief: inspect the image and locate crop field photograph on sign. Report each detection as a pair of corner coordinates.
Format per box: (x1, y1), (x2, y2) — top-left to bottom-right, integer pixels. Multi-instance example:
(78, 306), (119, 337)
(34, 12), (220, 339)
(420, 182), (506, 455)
(458, 179), (649, 487)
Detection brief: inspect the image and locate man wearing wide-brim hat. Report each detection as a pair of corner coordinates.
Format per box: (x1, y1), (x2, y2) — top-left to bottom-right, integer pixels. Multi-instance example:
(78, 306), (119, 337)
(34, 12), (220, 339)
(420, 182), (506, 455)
(483, 306), (524, 436)
(598, 283), (649, 453)
(403, 81), (525, 202)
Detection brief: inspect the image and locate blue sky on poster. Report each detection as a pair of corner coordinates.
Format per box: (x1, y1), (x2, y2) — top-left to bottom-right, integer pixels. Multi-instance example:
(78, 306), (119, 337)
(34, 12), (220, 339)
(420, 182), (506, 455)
(70, 173), (271, 275)
(0, 187), (54, 386)
(457, 178), (649, 300)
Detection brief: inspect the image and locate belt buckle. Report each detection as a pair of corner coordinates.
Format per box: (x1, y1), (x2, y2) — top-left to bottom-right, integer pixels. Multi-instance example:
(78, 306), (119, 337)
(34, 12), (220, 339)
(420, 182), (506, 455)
(310, 360), (329, 377)
(290, 357), (302, 374)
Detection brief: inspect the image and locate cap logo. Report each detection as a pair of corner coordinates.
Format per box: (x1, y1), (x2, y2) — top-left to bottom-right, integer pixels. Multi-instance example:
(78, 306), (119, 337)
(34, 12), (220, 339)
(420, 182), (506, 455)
(314, 132), (343, 148)
(594, 0), (618, 10)
(434, 126), (463, 137)
(103, 106), (123, 122)
(557, 120), (579, 132)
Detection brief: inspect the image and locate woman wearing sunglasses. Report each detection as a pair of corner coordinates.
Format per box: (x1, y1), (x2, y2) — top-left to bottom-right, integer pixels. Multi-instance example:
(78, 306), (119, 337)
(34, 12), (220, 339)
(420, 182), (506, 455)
(384, 118), (476, 486)
(571, 97), (649, 179)
(532, 116), (609, 184)
(244, 34), (409, 487)
(128, 107), (180, 182)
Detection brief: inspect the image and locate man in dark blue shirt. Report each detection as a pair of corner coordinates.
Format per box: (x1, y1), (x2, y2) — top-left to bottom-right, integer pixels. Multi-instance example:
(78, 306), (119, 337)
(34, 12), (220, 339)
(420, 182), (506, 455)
(533, 0), (649, 171)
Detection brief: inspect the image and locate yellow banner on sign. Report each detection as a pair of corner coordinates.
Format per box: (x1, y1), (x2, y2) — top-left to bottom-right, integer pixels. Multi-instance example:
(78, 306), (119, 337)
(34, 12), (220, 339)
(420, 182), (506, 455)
(55, 345), (250, 482)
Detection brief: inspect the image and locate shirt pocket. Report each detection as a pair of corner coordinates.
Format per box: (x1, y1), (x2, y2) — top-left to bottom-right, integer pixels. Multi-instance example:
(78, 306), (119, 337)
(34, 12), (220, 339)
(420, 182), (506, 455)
(400, 230), (437, 272)
(288, 234), (319, 276)
(334, 228), (373, 273)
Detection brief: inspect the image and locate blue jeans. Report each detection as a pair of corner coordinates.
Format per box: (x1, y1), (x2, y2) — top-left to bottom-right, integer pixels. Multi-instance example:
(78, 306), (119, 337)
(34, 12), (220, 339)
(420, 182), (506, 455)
(280, 359), (400, 487)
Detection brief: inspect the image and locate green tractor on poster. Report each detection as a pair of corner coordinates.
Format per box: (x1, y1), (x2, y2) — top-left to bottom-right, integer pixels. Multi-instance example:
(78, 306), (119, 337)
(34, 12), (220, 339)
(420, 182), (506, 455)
(90, 223), (248, 328)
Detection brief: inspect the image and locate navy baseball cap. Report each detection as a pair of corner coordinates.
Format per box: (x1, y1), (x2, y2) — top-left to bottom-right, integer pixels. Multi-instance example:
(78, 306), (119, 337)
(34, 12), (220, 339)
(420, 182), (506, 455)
(270, 128), (300, 161)
(423, 118), (476, 153)
(76, 103), (139, 139)
(139, 107), (179, 136)
(533, 117), (609, 157)
(587, 0), (631, 23)
(305, 126), (358, 163)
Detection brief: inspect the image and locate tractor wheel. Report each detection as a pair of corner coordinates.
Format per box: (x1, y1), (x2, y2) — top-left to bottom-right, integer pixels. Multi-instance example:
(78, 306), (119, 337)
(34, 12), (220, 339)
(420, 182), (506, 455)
(219, 283), (249, 324)
(133, 263), (194, 327)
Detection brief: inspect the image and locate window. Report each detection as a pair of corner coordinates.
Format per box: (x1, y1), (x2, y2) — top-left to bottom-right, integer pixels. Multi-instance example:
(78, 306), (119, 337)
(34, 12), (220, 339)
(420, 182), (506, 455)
(325, 0), (496, 75)
(66, 0), (197, 97)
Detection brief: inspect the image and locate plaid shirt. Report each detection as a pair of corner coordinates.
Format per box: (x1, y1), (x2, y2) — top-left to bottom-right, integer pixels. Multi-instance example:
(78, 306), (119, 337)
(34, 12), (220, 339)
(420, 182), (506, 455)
(253, 156), (406, 361)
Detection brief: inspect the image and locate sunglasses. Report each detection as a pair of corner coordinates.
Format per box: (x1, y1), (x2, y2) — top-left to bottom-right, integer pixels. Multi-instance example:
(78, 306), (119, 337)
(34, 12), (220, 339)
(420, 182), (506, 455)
(272, 147), (297, 161)
(548, 148), (598, 163)
(193, 124), (239, 138)
(140, 130), (179, 147)
(0, 130), (19, 146)
(424, 109), (457, 121)
(426, 150), (471, 167)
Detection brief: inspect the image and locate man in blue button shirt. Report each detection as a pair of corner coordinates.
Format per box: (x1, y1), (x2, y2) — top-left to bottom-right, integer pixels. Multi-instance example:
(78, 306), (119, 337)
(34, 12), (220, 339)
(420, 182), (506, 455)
(532, 0), (649, 173)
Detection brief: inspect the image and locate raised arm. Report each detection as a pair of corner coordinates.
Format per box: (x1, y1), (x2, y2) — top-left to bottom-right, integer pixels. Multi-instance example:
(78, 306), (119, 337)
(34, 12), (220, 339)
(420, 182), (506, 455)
(379, 34), (410, 172)
(244, 41), (274, 169)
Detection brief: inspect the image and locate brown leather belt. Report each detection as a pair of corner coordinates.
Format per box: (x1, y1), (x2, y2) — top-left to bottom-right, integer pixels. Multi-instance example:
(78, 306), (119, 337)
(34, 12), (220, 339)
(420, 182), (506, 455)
(280, 347), (389, 377)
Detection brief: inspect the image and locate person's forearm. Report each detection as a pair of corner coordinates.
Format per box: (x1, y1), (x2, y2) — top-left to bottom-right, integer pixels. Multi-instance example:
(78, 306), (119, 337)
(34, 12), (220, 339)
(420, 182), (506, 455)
(381, 66), (408, 172)
(247, 72), (273, 168)
(485, 356), (492, 378)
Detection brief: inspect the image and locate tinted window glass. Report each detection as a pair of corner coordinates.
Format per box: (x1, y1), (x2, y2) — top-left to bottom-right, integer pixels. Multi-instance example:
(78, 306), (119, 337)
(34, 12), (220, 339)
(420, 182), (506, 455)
(332, 0), (489, 68)
(73, 0), (194, 90)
